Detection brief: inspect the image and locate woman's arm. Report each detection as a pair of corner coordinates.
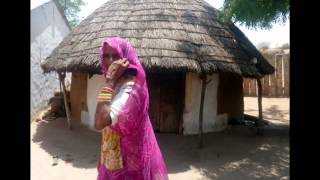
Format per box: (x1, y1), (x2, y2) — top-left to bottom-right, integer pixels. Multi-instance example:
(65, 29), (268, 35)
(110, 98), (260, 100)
(94, 80), (115, 131)
(95, 102), (112, 130)
(95, 78), (135, 130)
(94, 59), (129, 131)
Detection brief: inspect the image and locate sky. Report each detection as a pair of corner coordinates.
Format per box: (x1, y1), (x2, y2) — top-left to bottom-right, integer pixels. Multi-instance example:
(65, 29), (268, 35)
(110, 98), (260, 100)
(31, 0), (51, 10)
(77, 0), (289, 48)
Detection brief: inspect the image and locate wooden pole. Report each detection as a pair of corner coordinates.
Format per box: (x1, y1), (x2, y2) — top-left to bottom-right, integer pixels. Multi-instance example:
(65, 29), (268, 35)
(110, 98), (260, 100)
(256, 78), (263, 135)
(179, 72), (186, 135)
(59, 72), (72, 130)
(199, 74), (207, 148)
(59, 73), (62, 94)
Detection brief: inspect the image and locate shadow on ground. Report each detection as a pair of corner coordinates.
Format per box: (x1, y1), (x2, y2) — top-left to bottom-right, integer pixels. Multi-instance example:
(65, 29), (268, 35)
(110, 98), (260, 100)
(32, 118), (289, 179)
(246, 104), (289, 122)
(32, 118), (101, 169)
(159, 124), (289, 180)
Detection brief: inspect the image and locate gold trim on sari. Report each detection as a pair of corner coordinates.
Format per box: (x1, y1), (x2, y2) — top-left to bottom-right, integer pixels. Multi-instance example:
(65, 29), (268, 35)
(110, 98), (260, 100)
(100, 127), (123, 171)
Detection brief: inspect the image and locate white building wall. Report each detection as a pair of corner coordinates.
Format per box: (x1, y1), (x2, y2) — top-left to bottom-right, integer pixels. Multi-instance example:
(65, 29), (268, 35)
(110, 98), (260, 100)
(31, 0), (70, 120)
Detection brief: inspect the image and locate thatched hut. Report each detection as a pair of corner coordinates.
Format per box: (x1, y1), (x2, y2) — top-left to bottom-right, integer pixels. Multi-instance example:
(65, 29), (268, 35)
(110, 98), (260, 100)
(41, 0), (274, 135)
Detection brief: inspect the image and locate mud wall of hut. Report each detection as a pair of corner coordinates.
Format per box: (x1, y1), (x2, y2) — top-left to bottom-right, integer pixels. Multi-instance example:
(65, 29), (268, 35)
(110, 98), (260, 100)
(31, 0), (70, 120)
(82, 72), (241, 134)
(183, 72), (220, 135)
(217, 73), (244, 120)
(70, 72), (88, 122)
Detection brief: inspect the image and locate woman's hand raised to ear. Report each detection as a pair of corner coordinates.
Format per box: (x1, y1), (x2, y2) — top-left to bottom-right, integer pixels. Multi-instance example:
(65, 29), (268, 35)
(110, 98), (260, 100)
(105, 58), (129, 82)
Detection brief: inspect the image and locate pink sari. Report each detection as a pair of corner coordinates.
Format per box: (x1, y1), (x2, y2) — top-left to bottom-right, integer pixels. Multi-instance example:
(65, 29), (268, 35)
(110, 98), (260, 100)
(97, 37), (168, 180)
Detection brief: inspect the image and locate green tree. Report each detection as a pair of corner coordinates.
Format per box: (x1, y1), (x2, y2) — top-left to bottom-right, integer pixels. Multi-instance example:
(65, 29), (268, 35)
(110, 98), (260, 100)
(256, 41), (271, 49)
(219, 0), (289, 29)
(279, 43), (289, 49)
(57, 0), (86, 28)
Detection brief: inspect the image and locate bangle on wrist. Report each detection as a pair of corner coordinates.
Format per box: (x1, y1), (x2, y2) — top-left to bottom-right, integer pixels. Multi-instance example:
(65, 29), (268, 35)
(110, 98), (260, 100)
(97, 86), (114, 103)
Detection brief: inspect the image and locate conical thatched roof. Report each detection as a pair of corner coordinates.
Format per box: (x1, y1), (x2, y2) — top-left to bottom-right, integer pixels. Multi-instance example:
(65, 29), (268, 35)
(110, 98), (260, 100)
(41, 0), (274, 78)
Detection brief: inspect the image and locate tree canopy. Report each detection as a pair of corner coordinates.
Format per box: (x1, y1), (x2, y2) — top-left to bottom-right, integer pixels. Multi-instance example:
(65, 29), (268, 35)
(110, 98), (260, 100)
(279, 43), (289, 49)
(57, 0), (86, 28)
(219, 0), (289, 29)
(256, 41), (271, 49)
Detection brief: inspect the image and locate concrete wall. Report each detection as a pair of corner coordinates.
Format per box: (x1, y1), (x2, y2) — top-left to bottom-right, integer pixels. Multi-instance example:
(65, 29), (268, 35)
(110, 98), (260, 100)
(31, 0), (70, 120)
(183, 73), (222, 135)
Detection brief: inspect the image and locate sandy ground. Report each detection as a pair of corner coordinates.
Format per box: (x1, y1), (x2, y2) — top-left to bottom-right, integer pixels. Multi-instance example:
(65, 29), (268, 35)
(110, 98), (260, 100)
(31, 98), (289, 180)
(244, 97), (289, 124)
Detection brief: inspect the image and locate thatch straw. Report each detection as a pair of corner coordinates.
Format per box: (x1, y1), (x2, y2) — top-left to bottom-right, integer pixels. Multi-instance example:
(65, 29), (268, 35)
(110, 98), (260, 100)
(41, 0), (274, 78)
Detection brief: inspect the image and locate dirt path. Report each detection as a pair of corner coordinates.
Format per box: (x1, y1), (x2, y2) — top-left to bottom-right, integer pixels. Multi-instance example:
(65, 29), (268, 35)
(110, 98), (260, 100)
(31, 98), (289, 180)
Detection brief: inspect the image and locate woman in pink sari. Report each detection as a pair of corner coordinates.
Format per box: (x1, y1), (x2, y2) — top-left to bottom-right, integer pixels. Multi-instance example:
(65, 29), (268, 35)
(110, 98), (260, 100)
(95, 37), (168, 180)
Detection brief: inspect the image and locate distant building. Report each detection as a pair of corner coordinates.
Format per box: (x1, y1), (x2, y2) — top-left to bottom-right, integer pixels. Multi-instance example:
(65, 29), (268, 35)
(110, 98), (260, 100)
(31, 0), (71, 120)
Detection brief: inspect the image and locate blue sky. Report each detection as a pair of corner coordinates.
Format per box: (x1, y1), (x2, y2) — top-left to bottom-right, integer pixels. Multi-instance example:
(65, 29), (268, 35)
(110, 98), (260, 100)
(76, 0), (289, 48)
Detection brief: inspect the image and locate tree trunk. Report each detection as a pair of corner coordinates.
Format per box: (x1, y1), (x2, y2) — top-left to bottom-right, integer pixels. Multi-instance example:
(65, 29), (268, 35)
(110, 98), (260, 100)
(199, 74), (207, 148)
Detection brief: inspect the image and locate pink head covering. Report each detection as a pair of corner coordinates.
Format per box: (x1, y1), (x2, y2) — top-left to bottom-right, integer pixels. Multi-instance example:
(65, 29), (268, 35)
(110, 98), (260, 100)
(98, 37), (168, 180)
(99, 37), (142, 78)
